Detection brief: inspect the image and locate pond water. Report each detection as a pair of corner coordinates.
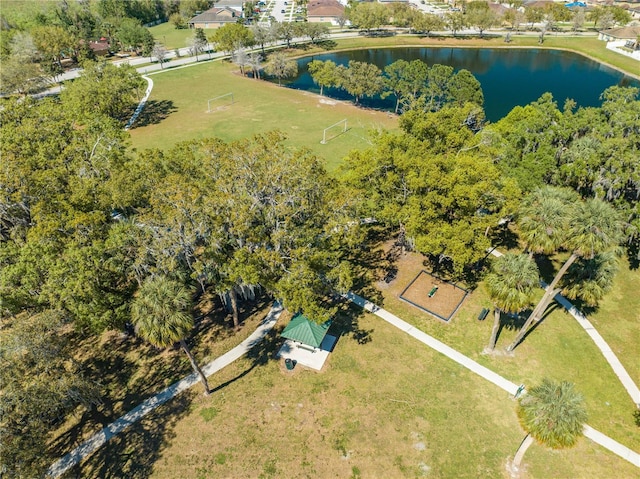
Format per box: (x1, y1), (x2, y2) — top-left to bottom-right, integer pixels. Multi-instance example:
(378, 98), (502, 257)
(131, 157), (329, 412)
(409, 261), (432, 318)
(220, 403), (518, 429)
(278, 47), (640, 122)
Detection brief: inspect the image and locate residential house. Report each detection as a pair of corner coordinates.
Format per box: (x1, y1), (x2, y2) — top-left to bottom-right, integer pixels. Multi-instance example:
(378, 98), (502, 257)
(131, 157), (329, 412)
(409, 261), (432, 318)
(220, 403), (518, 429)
(307, 0), (345, 24)
(188, 6), (241, 29)
(598, 25), (640, 42)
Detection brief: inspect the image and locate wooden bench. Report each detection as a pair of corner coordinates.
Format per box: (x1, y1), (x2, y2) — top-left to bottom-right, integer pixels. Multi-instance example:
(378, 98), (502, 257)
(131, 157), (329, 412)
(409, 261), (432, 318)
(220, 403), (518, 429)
(428, 286), (438, 298)
(477, 308), (490, 321)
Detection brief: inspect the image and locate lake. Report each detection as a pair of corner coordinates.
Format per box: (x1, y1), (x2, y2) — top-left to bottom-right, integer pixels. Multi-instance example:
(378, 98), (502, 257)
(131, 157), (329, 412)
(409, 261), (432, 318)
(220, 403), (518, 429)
(279, 47), (640, 122)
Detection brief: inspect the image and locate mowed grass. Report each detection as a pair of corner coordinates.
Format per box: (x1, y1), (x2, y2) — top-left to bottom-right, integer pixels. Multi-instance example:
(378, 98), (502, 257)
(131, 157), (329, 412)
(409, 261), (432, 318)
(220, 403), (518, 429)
(374, 248), (640, 453)
(66, 307), (638, 479)
(128, 60), (397, 172)
(48, 300), (275, 464)
(128, 34), (638, 174)
(148, 22), (195, 50)
(589, 259), (640, 386)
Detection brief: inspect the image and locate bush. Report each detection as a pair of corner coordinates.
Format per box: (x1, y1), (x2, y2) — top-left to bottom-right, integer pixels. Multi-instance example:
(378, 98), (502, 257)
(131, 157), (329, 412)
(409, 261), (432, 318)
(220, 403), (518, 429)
(170, 12), (187, 29)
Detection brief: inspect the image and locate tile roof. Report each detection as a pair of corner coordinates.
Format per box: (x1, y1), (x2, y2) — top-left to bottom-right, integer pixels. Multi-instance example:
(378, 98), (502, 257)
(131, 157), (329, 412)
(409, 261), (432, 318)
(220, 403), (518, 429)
(308, 0), (345, 17)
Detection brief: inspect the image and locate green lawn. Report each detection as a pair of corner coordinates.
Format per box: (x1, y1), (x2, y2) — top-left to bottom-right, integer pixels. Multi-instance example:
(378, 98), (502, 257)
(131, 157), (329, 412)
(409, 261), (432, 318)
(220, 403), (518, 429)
(148, 22), (195, 50)
(129, 34), (639, 174)
(64, 306), (639, 479)
(129, 60), (397, 172)
(51, 244), (639, 479)
(589, 258), (640, 387)
(373, 248), (640, 453)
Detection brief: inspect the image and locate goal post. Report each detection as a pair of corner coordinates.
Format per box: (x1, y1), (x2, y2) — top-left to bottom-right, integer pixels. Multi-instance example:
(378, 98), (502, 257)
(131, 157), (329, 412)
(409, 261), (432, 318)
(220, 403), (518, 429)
(321, 119), (347, 144)
(207, 93), (234, 112)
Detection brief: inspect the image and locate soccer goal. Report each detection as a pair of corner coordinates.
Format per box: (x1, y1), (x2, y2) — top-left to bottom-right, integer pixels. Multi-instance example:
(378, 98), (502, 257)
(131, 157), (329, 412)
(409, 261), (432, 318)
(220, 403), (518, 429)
(320, 119), (347, 144)
(207, 93), (234, 112)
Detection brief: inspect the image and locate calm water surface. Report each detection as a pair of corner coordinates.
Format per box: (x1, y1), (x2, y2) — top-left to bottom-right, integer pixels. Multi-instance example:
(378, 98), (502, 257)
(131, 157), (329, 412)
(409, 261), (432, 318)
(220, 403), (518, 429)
(281, 48), (640, 122)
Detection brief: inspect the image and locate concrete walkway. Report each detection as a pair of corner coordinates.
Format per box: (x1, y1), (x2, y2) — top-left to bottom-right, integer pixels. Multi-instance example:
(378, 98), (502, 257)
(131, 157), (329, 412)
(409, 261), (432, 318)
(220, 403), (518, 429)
(344, 292), (640, 468)
(489, 249), (640, 407)
(124, 75), (153, 131)
(46, 302), (283, 478)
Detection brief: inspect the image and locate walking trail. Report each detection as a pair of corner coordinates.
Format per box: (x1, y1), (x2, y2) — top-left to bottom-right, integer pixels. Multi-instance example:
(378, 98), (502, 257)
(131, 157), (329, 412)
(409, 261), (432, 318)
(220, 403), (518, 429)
(489, 248), (640, 407)
(344, 292), (640, 468)
(46, 303), (283, 478)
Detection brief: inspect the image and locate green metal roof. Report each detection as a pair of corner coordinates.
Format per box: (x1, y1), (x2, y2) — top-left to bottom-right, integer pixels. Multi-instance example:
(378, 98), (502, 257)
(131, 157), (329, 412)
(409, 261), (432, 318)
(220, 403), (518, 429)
(281, 313), (331, 348)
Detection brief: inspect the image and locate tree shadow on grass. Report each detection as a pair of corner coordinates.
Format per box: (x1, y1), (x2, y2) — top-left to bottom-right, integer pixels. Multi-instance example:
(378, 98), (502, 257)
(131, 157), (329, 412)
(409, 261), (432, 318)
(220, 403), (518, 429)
(62, 394), (192, 479)
(331, 301), (374, 345)
(348, 225), (395, 305)
(499, 303), (560, 350)
(130, 99), (177, 128)
(626, 241), (639, 270)
(533, 254), (557, 284)
(492, 224), (520, 251)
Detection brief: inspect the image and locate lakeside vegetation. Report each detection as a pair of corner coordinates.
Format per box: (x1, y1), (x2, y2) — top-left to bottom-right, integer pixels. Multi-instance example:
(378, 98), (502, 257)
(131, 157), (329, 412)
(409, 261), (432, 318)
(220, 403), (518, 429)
(2, 1), (640, 478)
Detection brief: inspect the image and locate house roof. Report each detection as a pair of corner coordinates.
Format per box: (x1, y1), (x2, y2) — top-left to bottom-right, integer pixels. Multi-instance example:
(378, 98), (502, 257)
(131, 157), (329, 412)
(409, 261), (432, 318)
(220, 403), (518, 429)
(189, 6), (239, 23)
(213, 0), (245, 6)
(600, 25), (640, 39)
(307, 0), (345, 17)
(84, 40), (110, 52)
(280, 313), (331, 348)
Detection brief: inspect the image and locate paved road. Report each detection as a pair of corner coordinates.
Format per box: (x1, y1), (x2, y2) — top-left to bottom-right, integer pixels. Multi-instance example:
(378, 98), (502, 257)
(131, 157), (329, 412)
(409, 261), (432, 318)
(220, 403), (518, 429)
(344, 292), (640, 468)
(46, 302), (284, 478)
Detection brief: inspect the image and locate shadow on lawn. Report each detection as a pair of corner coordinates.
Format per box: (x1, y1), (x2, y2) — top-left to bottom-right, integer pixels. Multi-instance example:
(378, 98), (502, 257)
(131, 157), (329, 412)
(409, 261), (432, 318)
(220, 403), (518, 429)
(63, 394), (192, 479)
(495, 302), (560, 349)
(130, 99), (177, 128)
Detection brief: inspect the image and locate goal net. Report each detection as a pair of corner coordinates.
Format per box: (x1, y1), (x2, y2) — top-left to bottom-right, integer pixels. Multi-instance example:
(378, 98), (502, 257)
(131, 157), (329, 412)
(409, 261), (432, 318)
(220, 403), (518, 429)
(207, 93), (234, 112)
(321, 119), (347, 144)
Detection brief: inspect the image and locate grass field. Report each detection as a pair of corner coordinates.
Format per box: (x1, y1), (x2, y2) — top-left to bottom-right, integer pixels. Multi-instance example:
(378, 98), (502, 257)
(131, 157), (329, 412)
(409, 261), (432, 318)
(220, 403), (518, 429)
(148, 22), (195, 50)
(128, 60), (397, 172)
(54, 236), (640, 478)
(64, 305), (639, 479)
(374, 246), (640, 453)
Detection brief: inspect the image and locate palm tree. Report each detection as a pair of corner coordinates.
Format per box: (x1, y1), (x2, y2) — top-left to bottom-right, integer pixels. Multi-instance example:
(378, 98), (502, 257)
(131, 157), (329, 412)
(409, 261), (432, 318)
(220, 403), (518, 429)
(507, 193), (625, 351)
(517, 186), (578, 258)
(512, 379), (587, 473)
(131, 275), (211, 394)
(561, 251), (618, 307)
(485, 253), (538, 350)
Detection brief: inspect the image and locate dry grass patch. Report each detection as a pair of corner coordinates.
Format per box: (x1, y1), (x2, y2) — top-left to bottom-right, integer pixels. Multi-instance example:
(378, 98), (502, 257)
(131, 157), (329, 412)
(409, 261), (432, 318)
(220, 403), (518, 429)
(64, 305), (639, 478)
(48, 299), (273, 463)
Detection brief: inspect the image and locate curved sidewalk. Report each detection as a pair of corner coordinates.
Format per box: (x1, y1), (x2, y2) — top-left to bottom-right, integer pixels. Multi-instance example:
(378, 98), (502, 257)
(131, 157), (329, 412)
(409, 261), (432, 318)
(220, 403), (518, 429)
(344, 292), (640, 468)
(124, 75), (153, 131)
(489, 248), (640, 407)
(46, 302), (283, 478)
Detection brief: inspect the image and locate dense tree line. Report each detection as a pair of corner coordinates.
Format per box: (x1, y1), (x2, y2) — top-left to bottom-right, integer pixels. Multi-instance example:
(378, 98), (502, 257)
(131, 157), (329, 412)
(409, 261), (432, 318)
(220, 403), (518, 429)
(345, 0), (631, 37)
(1, 61), (363, 476)
(307, 58), (483, 112)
